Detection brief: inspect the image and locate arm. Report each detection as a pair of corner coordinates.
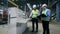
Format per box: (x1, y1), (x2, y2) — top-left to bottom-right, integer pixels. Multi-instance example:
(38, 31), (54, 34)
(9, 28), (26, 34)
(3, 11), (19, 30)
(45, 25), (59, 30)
(38, 11), (40, 16)
(47, 9), (51, 17)
(29, 11), (32, 18)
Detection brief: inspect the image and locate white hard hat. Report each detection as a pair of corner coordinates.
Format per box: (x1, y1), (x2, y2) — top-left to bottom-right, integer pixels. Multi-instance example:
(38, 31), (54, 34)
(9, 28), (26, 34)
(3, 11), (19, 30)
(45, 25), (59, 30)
(42, 4), (47, 7)
(33, 5), (36, 8)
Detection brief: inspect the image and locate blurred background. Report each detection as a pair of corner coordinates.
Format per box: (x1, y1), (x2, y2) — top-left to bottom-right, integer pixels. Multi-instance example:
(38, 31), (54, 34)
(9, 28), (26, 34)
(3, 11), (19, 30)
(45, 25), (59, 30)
(0, 0), (60, 34)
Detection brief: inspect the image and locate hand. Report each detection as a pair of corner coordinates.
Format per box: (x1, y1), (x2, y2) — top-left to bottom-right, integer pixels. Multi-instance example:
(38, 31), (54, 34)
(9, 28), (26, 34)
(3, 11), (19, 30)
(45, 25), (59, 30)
(41, 14), (47, 17)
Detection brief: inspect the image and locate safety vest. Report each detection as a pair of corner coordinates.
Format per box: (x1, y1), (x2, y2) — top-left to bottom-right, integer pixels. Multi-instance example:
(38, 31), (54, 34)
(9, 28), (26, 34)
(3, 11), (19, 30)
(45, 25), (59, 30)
(41, 9), (50, 21)
(32, 9), (38, 18)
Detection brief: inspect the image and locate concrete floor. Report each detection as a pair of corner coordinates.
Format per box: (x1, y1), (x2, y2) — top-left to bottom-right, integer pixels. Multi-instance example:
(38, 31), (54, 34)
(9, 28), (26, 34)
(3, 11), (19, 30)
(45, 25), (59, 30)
(0, 25), (8, 34)
(0, 22), (60, 34)
(23, 22), (60, 34)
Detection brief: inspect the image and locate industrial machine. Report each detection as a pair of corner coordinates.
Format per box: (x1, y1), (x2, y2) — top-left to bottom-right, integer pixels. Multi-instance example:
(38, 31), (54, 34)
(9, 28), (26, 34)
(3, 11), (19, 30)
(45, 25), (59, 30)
(0, 9), (8, 25)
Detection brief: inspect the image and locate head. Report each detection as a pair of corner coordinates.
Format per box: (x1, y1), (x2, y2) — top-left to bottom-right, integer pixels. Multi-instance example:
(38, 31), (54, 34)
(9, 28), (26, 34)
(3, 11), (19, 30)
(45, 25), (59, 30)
(33, 5), (36, 10)
(42, 4), (47, 10)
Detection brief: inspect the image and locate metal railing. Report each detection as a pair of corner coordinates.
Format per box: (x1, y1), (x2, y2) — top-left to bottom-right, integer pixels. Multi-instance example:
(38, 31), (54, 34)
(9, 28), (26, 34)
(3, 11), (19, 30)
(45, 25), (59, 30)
(8, 0), (18, 8)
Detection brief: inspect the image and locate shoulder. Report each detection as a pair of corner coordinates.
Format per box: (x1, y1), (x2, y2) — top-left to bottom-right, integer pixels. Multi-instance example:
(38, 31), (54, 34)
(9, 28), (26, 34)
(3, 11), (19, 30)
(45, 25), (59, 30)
(32, 10), (34, 13)
(36, 9), (39, 12)
(47, 9), (51, 11)
(32, 10), (34, 12)
(46, 9), (51, 13)
(32, 10), (34, 11)
(46, 9), (51, 14)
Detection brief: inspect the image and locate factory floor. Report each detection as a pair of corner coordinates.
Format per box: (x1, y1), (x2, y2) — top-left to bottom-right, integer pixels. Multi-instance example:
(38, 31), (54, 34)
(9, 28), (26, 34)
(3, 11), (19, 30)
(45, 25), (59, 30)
(23, 21), (60, 34)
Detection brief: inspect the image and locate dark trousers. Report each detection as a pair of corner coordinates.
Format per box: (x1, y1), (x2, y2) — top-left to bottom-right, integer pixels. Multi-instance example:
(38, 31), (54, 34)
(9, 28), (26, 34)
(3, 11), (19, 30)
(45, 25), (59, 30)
(32, 18), (38, 31)
(42, 21), (50, 34)
(38, 15), (41, 20)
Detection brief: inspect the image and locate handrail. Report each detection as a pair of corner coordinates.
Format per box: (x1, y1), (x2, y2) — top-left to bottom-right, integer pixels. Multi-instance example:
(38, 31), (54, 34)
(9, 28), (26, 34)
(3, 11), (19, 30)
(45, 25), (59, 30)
(8, 0), (18, 8)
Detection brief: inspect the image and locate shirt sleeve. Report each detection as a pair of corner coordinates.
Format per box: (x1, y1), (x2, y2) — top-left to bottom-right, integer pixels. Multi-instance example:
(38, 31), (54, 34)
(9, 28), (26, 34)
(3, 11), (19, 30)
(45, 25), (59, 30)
(38, 11), (40, 16)
(47, 9), (51, 17)
(29, 11), (33, 17)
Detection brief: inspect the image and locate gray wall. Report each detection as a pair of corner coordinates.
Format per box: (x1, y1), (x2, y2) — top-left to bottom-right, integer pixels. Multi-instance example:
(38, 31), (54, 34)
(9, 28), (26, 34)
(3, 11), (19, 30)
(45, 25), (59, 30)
(56, 0), (60, 22)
